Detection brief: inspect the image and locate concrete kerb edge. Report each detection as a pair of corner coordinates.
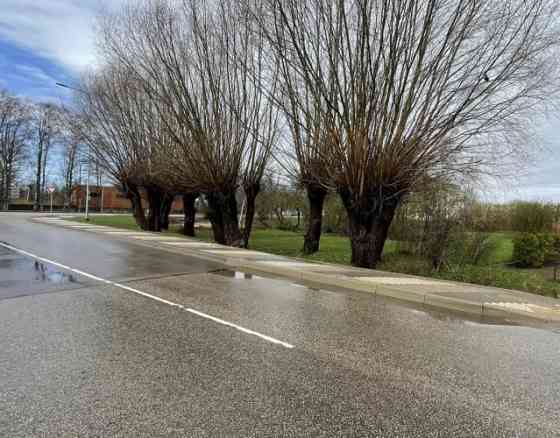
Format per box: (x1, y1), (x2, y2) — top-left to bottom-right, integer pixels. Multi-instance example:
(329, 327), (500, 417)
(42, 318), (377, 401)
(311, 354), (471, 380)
(35, 216), (559, 323)
(30, 216), (232, 266)
(236, 261), (493, 317)
(481, 302), (559, 323)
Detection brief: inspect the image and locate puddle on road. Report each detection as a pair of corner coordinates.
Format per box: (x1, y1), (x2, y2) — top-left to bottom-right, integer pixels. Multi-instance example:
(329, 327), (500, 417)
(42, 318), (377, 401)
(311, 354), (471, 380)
(30, 260), (77, 284)
(214, 270), (263, 280)
(213, 269), (325, 293)
(0, 244), (77, 286)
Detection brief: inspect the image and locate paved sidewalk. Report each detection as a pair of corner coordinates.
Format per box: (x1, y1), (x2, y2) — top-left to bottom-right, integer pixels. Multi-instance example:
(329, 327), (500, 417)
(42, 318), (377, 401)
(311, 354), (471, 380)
(33, 216), (560, 323)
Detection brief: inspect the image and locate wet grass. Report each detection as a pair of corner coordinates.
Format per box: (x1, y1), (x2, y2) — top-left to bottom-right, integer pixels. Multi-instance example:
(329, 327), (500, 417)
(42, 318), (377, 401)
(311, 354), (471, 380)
(68, 215), (558, 298)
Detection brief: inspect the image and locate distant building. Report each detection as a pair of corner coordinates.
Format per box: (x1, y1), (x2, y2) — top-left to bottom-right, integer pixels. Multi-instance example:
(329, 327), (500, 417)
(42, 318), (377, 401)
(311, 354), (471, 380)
(70, 185), (184, 212)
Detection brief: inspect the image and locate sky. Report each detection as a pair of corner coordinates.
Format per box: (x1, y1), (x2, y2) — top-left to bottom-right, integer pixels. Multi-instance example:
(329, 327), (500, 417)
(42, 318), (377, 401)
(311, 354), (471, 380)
(1, 0), (559, 202)
(0, 0), (108, 101)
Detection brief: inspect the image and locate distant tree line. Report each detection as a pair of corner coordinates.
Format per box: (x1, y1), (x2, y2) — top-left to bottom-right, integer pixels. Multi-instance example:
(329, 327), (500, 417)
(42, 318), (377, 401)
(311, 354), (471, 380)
(0, 90), (95, 212)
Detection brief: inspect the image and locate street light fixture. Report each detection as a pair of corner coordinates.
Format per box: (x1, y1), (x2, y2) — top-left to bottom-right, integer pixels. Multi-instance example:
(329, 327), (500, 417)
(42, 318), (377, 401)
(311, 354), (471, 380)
(56, 81), (91, 221)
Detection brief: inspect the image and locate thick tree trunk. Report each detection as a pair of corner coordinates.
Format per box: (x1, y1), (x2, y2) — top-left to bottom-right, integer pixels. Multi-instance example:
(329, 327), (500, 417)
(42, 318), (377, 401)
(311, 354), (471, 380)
(207, 194), (226, 244)
(206, 190), (243, 247)
(340, 189), (401, 269)
(160, 195), (173, 231)
(182, 192), (198, 237)
(64, 163), (74, 211)
(34, 144), (43, 211)
(125, 183), (147, 230)
(40, 149), (48, 212)
(303, 185), (327, 254)
(146, 186), (172, 232)
(242, 183), (260, 248)
(3, 166), (11, 211)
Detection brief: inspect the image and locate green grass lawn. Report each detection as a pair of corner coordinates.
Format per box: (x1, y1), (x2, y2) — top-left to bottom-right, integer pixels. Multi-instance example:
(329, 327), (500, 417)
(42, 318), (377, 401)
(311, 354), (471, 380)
(488, 232), (515, 264)
(69, 215), (559, 298)
(70, 215), (397, 261)
(75, 215), (144, 230)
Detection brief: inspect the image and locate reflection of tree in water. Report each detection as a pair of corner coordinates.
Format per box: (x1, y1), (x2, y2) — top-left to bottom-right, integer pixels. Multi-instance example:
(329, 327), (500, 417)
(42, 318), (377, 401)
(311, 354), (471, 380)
(34, 260), (47, 282)
(33, 260), (76, 283)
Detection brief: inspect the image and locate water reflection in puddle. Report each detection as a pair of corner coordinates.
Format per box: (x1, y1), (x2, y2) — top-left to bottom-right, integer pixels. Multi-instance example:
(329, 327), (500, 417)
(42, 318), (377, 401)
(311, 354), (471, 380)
(32, 260), (77, 284)
(214, 270), (263, 280)
(0, 253), (77, 286)
(213, 269), (324, 293)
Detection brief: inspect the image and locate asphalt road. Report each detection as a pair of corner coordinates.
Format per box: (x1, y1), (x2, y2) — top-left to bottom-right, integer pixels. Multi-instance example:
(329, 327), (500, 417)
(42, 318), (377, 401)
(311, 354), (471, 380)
(1, 213), (560, 437)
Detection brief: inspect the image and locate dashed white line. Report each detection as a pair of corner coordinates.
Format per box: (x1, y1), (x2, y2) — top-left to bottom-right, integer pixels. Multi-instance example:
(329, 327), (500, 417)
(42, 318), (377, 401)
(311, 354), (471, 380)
(0, 241), (294, 349)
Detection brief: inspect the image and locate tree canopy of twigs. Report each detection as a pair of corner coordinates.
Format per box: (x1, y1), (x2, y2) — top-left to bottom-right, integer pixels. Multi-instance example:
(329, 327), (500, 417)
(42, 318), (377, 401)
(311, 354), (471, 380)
(94, 0), (279, 246)
(72, 0), (560, 266)
(259, 0), (560, 267)
(75, 64), (170, 230)
(0, 89), (30, 210)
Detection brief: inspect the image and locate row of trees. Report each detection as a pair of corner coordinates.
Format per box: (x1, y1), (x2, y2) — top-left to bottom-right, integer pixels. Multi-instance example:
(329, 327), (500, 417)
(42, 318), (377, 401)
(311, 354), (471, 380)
(75, 0), (560, 268)
(76, 0), (278, 241)
(0, 90), (94, 211)
(0, 90), (28, 210)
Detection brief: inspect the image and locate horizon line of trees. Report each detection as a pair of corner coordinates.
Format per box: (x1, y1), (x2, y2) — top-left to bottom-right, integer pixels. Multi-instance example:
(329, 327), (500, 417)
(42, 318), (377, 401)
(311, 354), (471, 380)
(69, 0), (559, 268)
(0, 89), (97, 212)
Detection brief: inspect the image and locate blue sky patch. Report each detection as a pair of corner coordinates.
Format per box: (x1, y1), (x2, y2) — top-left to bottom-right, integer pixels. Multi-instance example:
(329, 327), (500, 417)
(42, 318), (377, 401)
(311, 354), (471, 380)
(0, 38), (75, 103)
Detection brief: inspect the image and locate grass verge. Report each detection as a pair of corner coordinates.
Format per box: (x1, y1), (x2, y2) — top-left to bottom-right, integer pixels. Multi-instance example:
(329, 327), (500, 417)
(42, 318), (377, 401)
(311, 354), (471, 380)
(68, 215), (558, 298)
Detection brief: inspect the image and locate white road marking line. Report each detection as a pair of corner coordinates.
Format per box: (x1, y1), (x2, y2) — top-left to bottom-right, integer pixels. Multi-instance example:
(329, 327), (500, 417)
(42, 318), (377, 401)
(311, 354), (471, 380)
(0, 242), (294, 349)
(184, 308), (293, 348)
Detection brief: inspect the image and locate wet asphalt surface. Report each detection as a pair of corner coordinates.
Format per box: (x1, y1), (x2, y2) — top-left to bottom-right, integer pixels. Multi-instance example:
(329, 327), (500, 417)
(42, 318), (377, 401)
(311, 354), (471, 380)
(1, 213), (560, 437)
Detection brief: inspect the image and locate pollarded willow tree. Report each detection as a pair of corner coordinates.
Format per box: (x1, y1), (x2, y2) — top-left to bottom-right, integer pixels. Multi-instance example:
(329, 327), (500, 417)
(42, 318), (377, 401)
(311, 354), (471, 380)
(99, 0), (279, 247)
(248, 0), (337, 255)
(264, 0), (560, 268)
(272, 67), (337, 254)
(76, 64), (176, 231)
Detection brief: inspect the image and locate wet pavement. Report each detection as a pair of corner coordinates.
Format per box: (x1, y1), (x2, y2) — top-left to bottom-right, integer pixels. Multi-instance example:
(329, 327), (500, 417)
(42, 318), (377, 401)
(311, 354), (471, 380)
(1, 213), (560, 437)
(0, 245), (91, 300)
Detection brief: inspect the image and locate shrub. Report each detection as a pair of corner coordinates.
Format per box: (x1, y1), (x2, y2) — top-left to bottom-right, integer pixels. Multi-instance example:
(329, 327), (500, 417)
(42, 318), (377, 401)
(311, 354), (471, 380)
(447, 232), (497, 266)
(512, 233), (549, 268)
(322, 196), (347, 234)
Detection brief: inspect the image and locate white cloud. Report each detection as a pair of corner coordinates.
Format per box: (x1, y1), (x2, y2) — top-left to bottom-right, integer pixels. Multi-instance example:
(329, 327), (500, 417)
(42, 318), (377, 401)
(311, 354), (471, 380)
(14, 64), (58, 84)
(0, 0), (126, 73)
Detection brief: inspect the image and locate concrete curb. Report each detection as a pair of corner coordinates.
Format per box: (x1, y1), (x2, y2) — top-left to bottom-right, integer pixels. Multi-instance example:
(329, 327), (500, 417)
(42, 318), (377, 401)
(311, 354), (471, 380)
(32, 216), (560, 324)
(237, 260), (482, 314)
(235, 260), (560, 322)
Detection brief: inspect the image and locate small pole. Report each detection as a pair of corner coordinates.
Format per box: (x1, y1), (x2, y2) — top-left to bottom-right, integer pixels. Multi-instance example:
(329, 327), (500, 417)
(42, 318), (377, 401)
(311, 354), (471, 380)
(50, 191), (53, 216)
(85, 150), (90, 221)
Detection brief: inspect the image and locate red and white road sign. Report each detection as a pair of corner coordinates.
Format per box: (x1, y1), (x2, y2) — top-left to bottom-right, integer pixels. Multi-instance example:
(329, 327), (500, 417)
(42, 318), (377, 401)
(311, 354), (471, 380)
(47, 187), (55, 193)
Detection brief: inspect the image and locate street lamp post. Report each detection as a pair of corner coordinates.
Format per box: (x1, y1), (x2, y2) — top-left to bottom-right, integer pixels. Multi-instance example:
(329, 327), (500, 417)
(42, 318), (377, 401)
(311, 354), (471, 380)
(48, 187), (55, 216)
(85, 161), (90, 221)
